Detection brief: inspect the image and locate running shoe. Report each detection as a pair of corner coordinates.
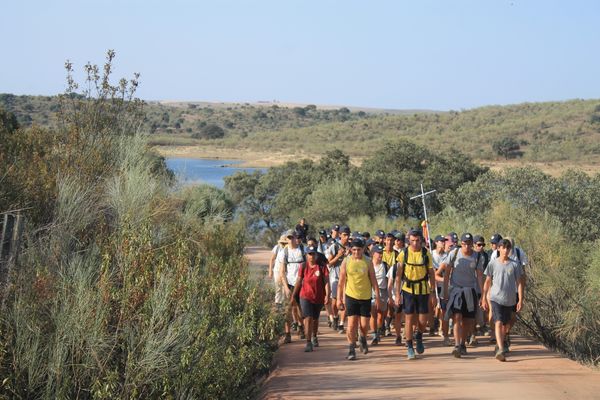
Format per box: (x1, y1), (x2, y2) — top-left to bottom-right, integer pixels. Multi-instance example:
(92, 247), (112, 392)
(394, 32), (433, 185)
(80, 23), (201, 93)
(359, 336), (369, 354)
(460, 343), (467, 355)
(347, 344), (356, 361)
(370, 334), (379, 346)
(284, 333), (292, 344)
(452, 346), (461, 358)
(415, 332), (425, 354)
(503, 340), (510, 353)
(495, 349), (506, 362)
(299, 327), (306, 340)
(443, 336), (451, 346)
(338, 325), (345, 334)
(311, 336), (319, 347)
(407, 346), (416, 360)
(292, 322), (298, 332)
(395, 336), (402, 346)
(468, 335), (478, 346)
(332, 317), (339, 331)
(385, 327), (393, 337)
(429, 326), (436, 336)
(304, 342), (313, 352)
(327, 319), (332, 328)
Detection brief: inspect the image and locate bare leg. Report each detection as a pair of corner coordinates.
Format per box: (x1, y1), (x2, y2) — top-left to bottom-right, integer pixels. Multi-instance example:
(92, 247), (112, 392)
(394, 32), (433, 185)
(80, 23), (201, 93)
(347, 316), (358, 344)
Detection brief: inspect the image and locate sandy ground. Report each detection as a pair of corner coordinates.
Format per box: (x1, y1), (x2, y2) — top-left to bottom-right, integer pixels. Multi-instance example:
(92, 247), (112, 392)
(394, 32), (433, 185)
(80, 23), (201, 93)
(245, 247), (600, 400)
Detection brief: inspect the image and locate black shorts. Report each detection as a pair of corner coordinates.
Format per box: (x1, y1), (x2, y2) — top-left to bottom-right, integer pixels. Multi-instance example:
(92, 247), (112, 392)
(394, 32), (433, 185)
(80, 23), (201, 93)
(300, 298), (323, 319)
(345, 295), (371, 318)
(491, 301), (513, 325)
(402, 291), (429, 315)
(450, 288), (477, 319)
(288, 284), (300, 304)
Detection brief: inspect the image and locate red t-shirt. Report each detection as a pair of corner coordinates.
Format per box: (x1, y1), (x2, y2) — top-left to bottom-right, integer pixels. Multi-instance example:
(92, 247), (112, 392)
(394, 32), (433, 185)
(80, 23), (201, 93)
(298, 262), (329, 304)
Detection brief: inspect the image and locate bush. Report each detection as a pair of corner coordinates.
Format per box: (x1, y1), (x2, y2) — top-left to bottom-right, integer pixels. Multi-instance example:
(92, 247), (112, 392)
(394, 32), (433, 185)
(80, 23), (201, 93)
(192, 124), (225, 139)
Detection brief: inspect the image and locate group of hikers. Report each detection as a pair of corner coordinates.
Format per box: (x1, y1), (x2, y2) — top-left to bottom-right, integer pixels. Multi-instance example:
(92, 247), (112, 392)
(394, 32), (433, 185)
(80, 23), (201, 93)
(268, 218), (526, 362)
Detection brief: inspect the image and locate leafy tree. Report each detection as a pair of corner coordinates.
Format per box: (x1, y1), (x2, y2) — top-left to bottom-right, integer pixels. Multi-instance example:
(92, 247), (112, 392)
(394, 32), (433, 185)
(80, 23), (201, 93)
(303, 178), (369, 226)
(192, 124), (225, 139)
(0, 107), (19, 135)
(492, 137), (521, 159)
(181, 184), (234, 222)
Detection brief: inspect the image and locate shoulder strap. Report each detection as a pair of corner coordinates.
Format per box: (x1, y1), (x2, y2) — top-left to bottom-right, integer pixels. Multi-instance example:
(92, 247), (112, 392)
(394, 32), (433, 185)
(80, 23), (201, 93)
(382, 261), (389, 274)
(450, 248), (460, 267)
(515, 248), (521, 263)
(284, 246), (289, 264)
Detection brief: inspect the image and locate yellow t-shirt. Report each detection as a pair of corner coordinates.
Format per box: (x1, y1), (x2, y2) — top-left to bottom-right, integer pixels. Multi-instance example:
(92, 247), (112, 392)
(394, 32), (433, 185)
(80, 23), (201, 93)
(382, 249), (397, 268)
(397, 247), (433, 295)
(345, 256), (372, 300)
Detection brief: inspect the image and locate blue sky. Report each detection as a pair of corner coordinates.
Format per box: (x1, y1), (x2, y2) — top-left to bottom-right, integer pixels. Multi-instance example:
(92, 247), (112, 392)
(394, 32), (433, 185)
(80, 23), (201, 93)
(2, 0), (599, 110)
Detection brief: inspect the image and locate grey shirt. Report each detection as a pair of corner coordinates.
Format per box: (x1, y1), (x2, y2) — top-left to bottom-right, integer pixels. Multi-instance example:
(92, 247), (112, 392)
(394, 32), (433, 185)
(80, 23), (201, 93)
(485, 258), (522, 306)
(448, 249), (485, 289)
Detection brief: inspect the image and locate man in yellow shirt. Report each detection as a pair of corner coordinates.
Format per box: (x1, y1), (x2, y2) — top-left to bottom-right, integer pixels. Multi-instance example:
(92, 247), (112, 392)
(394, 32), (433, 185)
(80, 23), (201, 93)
(394, 229), (436, 360)
(338, 238), (382, 360)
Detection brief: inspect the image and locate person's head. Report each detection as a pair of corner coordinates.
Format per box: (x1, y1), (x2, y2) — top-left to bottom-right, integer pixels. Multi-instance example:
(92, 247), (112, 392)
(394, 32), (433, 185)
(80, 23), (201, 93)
(331, 225), (340, 239)
(395, 232), (406, 248)
(362, 231), (371, 240)
(278, 234), (289, 247)
(307, 237), (317, 247)
(408, 229), (423, 250)
(371, 244), (383, 263)
(350, 238), (364, 258)
(299, 218), (306, 225)
(434, 235), (447, 252)
(473, 235), (486, 253)
(490, 233), (503, 250)
(444, 234), (456, 251)
(306, 245), (319, 264)
(340, 226), (351, 244)
(318, 229), (327, 243)
(375, 229), (385, 243)
(460, 233), (474, 254)
(498, 238), (512, 258)
(384, 233), (395, 249)
(286, 230), (298, 247)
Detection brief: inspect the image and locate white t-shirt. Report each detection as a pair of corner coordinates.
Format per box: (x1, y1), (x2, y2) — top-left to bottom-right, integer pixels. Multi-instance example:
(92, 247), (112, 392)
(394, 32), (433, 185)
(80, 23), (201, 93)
(284, 246), (305, 286)
(386, 266), (399, 302)
(272, 244), (285, 275)
(373, 262), (388, 290)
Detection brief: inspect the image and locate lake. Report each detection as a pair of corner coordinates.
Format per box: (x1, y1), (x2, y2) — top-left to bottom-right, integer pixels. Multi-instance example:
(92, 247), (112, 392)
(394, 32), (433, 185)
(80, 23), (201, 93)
(165, 158), (264, 188)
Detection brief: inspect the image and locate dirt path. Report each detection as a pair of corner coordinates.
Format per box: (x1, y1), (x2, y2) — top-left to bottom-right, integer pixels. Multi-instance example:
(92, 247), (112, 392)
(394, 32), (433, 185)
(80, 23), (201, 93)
(245, 247), (600, 400)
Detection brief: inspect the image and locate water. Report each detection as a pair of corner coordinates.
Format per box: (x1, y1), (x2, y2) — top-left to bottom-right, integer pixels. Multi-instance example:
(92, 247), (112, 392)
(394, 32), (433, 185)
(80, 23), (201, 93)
(165, 158), (264, 188)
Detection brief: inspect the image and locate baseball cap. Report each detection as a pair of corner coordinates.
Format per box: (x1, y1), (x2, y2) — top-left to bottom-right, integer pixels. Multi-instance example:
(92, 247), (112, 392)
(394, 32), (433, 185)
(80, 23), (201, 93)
(395, 232), (406, 241)
(473, 235), (485, 244)
(372, 244), (384, 253)
(331, 224), (341, 232)
(279, 234), (289, 244)
(318, 229), (327, 236)
(365, 238), (375, 246)
(434, 235), (447, 242)
(490, 233), (503, 244)
(340, 226), (351, 235)
(408, 228), (423, 237)
(448, 232), (458, 242)
(461, 233), (473, 242)
(285, 229), (297, 238)
(350, 238), (364, 248)
(375, 229), (385, 238)
(306, 245), (318, 254)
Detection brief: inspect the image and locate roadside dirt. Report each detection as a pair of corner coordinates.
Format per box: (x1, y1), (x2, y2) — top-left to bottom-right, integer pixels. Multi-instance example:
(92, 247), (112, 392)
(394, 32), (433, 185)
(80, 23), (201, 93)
(245, 247), (600, 400)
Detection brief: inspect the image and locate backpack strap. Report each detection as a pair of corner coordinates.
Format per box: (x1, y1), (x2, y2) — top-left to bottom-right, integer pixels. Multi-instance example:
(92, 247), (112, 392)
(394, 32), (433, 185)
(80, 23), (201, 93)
(515, 248), (521, 263)
(401, 248), (430, 293)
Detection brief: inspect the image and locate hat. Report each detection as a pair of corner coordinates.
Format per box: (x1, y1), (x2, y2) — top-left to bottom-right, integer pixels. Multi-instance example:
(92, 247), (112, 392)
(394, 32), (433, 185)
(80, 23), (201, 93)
(306, 245), (318, 254)
(448, 232), (458, 241)
(372, 244), (384, 253)
(461, 233), (473, 242)
(350, 238), (364, 248)
(408, 228), (423, 237)
(365, 238), (375, 246)
(375, 229), (385, 238)
(473, 235), (485, 244)
(340, 226), (351, 235)
(351, 231), (362, 239)
(395, 232), (406, 241)
(490, 233), (503, 244)
(331, 224), (341, 232)
(362, 231), (371, 238)
(279, 234), (289, 244)
(385, 233), (395, 239)
(434, 235), (447, 242)
(284, 229), (297, 238)
(318, 229), (327, 236)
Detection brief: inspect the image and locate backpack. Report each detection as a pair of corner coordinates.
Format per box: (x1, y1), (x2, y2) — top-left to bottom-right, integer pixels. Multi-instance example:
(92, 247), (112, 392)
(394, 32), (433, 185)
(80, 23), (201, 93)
(401, 247), (430, 292)
(283, 244), (306, 265)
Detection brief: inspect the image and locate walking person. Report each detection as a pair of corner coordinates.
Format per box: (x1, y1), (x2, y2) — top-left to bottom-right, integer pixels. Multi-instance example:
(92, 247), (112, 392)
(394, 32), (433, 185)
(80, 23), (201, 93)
(394, 229), (436, 360)
(327, 226), (351, 333)
(369, 244), (389, 345)
(432, 235), (449, 343)
(280, 230), (306, 343)
(482, 239), (524, 361)
(291, 245), (330, 352)
(338, 238), (382, 360)
(269, 234), (288, 308)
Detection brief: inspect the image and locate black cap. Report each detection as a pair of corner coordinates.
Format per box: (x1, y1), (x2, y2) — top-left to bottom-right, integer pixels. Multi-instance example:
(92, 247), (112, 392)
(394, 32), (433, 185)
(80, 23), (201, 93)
(461, 233), (473, 242)
(473, 235), (485, 244)
(362, 231), (371, 238)
(350, 238), (364, 248)
(395, 232), (406, 241)
(365, 238), (375, 246)
(448, 232), (458, 242)
(372, 244), (384, 253)
(490, 233), (503, 244)
(434, 235), (447, 242)
(375, 229), (385, 238)
(306, 245), (318, 254)
(351, 231), (362, 239)
(331, 224), (341, 232)
(340, 226), (351, 235)
(318, 229), (327, 236)
(408, 228), (423, 237)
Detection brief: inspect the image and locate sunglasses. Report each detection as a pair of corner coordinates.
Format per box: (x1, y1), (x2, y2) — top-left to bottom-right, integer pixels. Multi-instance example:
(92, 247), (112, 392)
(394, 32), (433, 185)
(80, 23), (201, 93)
(476, 243), (485, 247)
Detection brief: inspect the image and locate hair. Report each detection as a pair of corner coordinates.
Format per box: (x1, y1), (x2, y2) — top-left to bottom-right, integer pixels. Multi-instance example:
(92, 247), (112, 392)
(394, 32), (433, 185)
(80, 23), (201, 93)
(498, 238), (513, 251)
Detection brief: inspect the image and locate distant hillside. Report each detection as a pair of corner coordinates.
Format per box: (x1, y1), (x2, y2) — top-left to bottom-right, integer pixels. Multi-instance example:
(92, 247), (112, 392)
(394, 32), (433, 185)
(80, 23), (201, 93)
(2, 93), (600, 168)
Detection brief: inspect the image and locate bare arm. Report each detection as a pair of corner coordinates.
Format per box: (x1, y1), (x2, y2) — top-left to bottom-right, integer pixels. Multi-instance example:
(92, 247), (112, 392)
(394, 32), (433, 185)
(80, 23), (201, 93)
(516, 277), (524, 312)
(482, 276), (492, 311)
(337, 259), (347, 306)
(394, 263), (404, 306)
(443, 264), (452, 300)
(368, 262), (380, 305)
(268, 251), (277, 278)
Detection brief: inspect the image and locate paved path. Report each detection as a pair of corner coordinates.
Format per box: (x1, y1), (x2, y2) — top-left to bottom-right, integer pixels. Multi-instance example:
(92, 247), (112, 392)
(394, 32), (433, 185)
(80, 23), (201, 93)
(245, 247), (600, 400)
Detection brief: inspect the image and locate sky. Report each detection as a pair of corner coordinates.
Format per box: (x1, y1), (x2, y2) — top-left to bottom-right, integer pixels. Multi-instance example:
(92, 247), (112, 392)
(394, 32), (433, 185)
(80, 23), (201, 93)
(2, 0), (599, 110)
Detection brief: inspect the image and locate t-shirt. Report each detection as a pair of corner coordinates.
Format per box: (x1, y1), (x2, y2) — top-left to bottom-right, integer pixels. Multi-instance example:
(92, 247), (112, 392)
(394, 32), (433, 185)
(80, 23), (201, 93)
(345, 256), (372, 300)
(284, 246), (305, 286)
(386, 266), (399, 301)
(373, 262), (388, 290)
(432, 249), (447, 289)
(447, 248), (485, 290)
(397, 247), (433, 295)
(299, 262), (329, 304)
(382, 249), (397, 268)
(327, 241), (347, 284)
(485, 258), (522, 306)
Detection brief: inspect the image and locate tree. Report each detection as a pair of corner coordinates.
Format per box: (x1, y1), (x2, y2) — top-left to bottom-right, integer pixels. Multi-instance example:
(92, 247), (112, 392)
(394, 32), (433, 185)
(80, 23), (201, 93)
(181, 184), (234, 222)
(192, 124), (225, 139)
(303, 178), (369, 227)
(492, 137), (521, 159)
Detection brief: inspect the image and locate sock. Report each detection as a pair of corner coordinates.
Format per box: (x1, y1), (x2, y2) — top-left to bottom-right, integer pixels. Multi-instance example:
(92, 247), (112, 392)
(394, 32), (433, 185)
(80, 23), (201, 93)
(406, 339), (414, 348)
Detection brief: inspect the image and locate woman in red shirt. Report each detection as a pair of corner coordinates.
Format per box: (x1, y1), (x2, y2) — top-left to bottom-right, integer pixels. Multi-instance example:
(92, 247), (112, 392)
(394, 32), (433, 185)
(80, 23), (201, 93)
(292, 245), (330, 352)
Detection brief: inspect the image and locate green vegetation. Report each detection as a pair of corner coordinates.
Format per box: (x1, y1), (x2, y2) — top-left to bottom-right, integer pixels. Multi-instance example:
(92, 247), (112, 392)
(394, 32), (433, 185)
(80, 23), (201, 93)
(0, 52), (279, 399)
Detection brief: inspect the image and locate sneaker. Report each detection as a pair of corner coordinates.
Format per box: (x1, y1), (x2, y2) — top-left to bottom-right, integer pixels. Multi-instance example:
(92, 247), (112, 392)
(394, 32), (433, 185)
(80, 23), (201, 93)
(415, 332), (425, 354)
(452, 346), (461, 358)
(443, 336), (451, 346)
(370, 334), (379, 346)
(503, 340), (510, 353)
(385, 327), (393, 337)
(407, 346), (416, 360)
(495, 349), (506, 362)
(304, 342), (313, 352)
(460, 343), (467, 355)
(299, 327), (306, 340)
(347, 344), (356, 361)
(429, 326), (437, 336)
(338, 325), (345, 334)
(284, 333), (292, 344)
(332, 317), (339, 331)
(358, 336), (368, 354)
(395, 336), (402, 346)
(311, 336), (319, 347)
(292, 322), (298, 332)
(468, 335), (478, 346)
(327, 319), (332, 328)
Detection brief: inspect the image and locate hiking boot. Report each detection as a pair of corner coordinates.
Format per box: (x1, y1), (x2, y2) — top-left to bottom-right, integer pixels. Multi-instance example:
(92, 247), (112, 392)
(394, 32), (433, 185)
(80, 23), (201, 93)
(304, 342), (313, 352)
(395, 336), (402, 346)
(468, 335), (478, 346)
(407, 346), (416, 360)
(284, 333), (292, 344)
(311, 336), (319, 347)
(327, 319), (332, 328)
(370, 334), (379, 346)
(495, 349), (506, 362)
(332, 317), (339, 331)
(385, 327), (393, 337)
(347, 344), (356, 361)
(299, 326), (306, 340)
(292, 322), (298, 332)
(338, 325), (345, 334)
(415, 332), (425, 354)
(460, 343), (468, 356)
(359, 336), (369, 354)
(443, 336), (451, 346)
(503, 340), (510, 353)
(452, 346), (461, 358)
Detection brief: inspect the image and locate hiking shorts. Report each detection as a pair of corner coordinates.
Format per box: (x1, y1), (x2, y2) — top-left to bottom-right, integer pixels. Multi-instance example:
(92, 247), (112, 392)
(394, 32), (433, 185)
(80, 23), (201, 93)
(436, 287), (447, 311)
(330, 280), (338, 299)
(300, 298), (323, 319)
(450, 288), (477, 319)
(402, 291), (429, 315)
(372, 289), (389, 312)
(345, 295), (371, 318)
(287, 284), (300, 304)
(491, 301), (513, 325)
